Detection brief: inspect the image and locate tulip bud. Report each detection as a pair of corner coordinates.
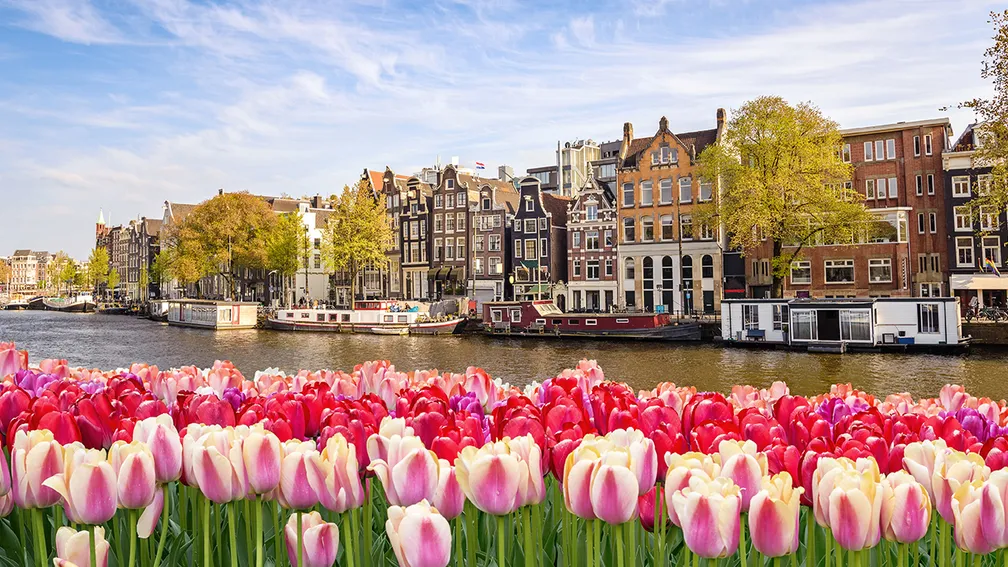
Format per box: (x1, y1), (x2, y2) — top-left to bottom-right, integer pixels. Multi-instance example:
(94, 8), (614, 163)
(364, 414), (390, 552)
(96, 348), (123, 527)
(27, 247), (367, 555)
(748, 473), (803, 557)
(132, 414), (182, 484)
(386, 500), (452, 567)
(433, 459), (465, 520)
(11, 428), (64, 509)
(932, 449), (988, 524)
(455, 439), (529, 516)
(43, 443), (117, 525)
(827, 466), (884, 551)
(284, 511), (340, 567)
(664, 452), (720, 527)
(717, 439), (768, 512)
(278, 440), (326, 510)
(671, 476), (741, 559)
(368, 433), (438, 507)
(318, 432), (365, 513)
(55, 525), (111, 567)
(880, 471), (931, 544)
(108, 441), (157, 510)
(951, 478), (999, 554)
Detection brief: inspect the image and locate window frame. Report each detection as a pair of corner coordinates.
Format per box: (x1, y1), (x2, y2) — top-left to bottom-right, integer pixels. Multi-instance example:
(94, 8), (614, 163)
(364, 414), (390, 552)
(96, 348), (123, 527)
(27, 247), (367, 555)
(790, 261), (812, 284)
(868, 258), (892, 283)
(824, 259), (855, 284)
(956, 236), (975, 267)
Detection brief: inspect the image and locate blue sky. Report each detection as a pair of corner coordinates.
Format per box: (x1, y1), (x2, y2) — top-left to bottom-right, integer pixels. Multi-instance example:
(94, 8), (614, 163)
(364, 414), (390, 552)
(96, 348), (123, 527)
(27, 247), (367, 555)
(0, 0), (1000, 259)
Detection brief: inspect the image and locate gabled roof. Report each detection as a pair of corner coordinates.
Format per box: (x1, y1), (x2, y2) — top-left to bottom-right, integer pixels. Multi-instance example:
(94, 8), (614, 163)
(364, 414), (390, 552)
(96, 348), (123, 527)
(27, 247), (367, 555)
(314, 209), (334, 229)
(267, 198), (304, 214)
(143, 218), (163, 236)
(951, 123), (979, 152)
(165, 202), (196, 224)
(542, 193), (571, 228)
(12, 249), (31, 257)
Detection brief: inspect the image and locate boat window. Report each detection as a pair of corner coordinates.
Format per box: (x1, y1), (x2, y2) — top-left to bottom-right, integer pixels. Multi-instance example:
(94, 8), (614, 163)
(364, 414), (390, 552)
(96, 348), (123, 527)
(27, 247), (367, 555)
(918, 304), (940, 334)
(220, 308), (232, 322)
(511, 309), (521, 322)
(341, 314), (351, 322)
(329, 314), (339, 322)
(491, 309), (503, 322)
(301, 312), (310, 319)
(616, 318), (629, 324)
(286, 312), (294, 318)
(316, 314), (325, 322)
(384, 315), (393, 323)
(536, 318), (546, 325)
(569, 319), (579, 325)
(791, 310), (817, 341)
(586, 319), (597, 326)
(552, 319), (562, 325)
(398, 315), (408, 323)
(839, 310), (871, 341)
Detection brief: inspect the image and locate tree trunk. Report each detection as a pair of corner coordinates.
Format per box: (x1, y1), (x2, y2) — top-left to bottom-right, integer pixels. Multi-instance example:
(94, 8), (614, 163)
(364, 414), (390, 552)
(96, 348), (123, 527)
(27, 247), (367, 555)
(771, 240), (784, 298)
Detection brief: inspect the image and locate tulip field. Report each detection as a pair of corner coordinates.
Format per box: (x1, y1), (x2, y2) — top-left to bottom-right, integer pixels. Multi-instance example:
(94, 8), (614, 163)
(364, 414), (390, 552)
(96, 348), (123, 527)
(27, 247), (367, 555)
(2, 342), (1008, 567)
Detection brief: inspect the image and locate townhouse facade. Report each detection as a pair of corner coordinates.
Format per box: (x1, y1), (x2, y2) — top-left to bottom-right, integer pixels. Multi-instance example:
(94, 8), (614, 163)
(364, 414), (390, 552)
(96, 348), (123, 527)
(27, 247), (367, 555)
(944, 123), (1008, 309)
(400, 177), (434, 301)
(746, 118), (952, 299)
(366, 168), (411, 300)
(470, 181), (518, 304)
(8, 249), (49, 292)
(566, 175), (619, 311)
(510, 178), (570, 303)
(616, 113), (726, 315)
(431, 165), (471, 298)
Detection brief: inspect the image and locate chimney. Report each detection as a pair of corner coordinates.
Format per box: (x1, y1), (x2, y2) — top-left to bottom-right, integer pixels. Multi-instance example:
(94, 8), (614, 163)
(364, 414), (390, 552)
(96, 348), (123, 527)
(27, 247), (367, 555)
(716, 108), (726, 135)
(620, 122), (634, 160)
(659, 116), (669, 131)
(218, 188), (224, 196)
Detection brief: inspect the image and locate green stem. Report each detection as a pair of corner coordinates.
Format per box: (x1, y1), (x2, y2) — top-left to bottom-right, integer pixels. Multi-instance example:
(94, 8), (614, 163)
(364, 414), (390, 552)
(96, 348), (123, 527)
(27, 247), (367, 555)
(297, 511), (304, 567)
(654, 485), (662, 567)
(255, 497), (263, 567)
(806, 511), (815, 567)
(585, 518), (593, 567)
(532, 504), (543, 567)
(497, 515), (506, 567)
(88, 524), (98, 567)
(824, 528), (832, 567)
(692, 544), (698, 567)
(204, 497), (212, 567)
(33, 509), (46, 567)
(272, 501), (280, 567)
(466, 503), (478, 567)
(128, 508), (139, 567)
(942, 520), (949, 567)
(739, 514), (748, 567)
(615, 523), (625, 567)
(625, 519), (635, 567)
(364, 479), (373, 567)
(454, 518), (463, 567)
(153, 486), (170, 567)
(227, 503), (238, 567)
(523, 507), (534, 567)
(776, 556), (782, 567)
(16, 509), (27, 567)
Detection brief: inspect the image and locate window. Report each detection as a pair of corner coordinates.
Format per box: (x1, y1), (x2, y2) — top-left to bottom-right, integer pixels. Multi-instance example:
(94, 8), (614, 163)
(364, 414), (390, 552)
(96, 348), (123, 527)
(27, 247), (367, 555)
(742, 304), (759, 330)
(587, 260), (600, 280)
(640, 181), (653, 206)
(313, 238), (321, 250)
(457, 212), (465, 230)
(524, 219), (536, 234)
(868, 258), (892, 283)
(981, 206), (999, 230)
(597, 163), (616, 179)
(886, 139), (896, 159)
(457, 237), (465, 257)
(475, 235), (484, 252)
(875, 178), (886, 199)
(434, 214), (443, 232)
(840, 311), (872, 341)
(623, 217), (635, 242)
(954, 206), (971, 232)
(700, 223), (716, 240)
(524, 240), (537, 261)
(888, 177), (897, 198)
(586, 204), (598, 221)
(660, 179), (673, 204)
(983, 236), (1001, 265)
(474, 258), (484, 275)
(514, 239), (522, 258)
(866, 179), (875, 199)
(956, 237), (974, 267)
(539, 218), (547, 231)
(680, 214), (693, 240)
(445, 239), (455, 260)
(679, 178), (692, 202)
(773, 305), (788, 331)
(445, 215), (455, 233)
(917, 213), (926, 234)
(701, 255), (714, 278)
(586, 231), (599, 250)
(924, 134), (933, 156)
(699, 180), (713, 201)
(792, 310), (817, 341)
(916, 175), (923, 196)
(927, 174), (935, 195)
(622, 183), (634, 207)
(824, 259), (854, 283)
(481, 196), (491, 210)
(625, 258), (635, 280)
(929, 212), (937, 233)
(446, 193), (454, 208)
(446, 179), (455, 191)
(930, 254), (940, 273)
(913, 135), (921, 157)
(791, 261), (811, 284)
(435, 195), (443, 208)
(660, 215), (674, 240)
(573, 259), (581, 277)
(864, 141), (873, 161)
(875, 140), (884, 161)
(489, 235), (501, 252)
(525, 199), (534, 212)
(604, 230), (613, 247)
(841, 144), (851, 163)
(642, 216), (654, 241)
(457, 191), (466, 205)
(918, 304), (940, 334)
(540, 238), (547, 257)
(314, 255), (321, 269)
(979, 174), (993, 195)
(953, 176), (970, 197)
(489, 257), (502, 275)
(605, 259), (613, 277)
(572, 231), (581, 248)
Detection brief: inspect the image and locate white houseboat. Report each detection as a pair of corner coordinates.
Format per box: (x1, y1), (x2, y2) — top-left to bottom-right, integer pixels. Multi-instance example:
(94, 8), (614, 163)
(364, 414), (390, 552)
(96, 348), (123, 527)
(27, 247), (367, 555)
(721, 297), (967, 353)
(167, 299), (259, 330)
(266, 300), (466, 335)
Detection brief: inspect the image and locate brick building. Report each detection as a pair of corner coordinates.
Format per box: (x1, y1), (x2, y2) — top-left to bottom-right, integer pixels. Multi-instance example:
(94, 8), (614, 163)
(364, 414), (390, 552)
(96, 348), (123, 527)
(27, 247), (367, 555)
(566, 174), (619, 311)
(470, 179), (519, 305)
(510, 177), (570, 303)
(400, 177), (434, 300)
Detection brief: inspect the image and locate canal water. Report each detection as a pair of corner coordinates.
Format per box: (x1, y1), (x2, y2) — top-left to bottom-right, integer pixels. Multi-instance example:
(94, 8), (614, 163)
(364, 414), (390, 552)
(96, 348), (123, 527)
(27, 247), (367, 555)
(3, 311), (1008, 399)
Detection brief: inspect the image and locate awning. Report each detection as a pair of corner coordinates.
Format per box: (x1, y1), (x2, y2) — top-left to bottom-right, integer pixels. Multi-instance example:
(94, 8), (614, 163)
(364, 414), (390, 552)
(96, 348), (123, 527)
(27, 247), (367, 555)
(519, 283), (551, 295)
(445, 267), (461, 281)
(428, 268), (445, 281)
(950, 273), (1008, 291)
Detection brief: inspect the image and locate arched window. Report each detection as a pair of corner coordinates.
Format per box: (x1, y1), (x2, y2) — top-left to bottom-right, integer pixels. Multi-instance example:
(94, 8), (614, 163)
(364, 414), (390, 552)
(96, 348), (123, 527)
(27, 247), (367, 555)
(622, 217), (635, 242)
(661, 256), (674, 307)
(624, 257), (635, 280)
(643, 257), (655, 311)
(702, 254), (714, 278)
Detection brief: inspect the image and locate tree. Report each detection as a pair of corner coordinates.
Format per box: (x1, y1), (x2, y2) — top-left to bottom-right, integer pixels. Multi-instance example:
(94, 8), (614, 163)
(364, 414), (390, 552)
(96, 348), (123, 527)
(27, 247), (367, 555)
(59, 261), (77, 295)
(266, 211), (307, 306)
(321, 180), (393, 309)
(87, 247), (109, 295)
(107, 268), (120, 299)
(0, 261), (10, 291)
(958, 10), (1008, 221)
(47, 252), (70, 295)
(161, 192), (278, 299)
(138, 268), (150, 301)
(696, 96), (877, 297)
(150, 251), (168, 298)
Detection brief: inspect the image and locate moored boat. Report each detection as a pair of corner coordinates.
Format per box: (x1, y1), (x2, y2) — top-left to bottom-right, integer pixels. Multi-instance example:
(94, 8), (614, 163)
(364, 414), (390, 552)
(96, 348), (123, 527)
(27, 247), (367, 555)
(267, 300), (466, 335)
(167, 299), (259, 330)
(4, 299), (29, 310)
(27, 296), (46, 310)
(43, 293), (96, 313)
(481, 300), (702, 341)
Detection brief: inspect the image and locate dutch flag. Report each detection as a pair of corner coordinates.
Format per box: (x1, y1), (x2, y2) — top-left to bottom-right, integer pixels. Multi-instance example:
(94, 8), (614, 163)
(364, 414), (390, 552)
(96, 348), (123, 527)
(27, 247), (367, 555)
(475, 162), (485, 170)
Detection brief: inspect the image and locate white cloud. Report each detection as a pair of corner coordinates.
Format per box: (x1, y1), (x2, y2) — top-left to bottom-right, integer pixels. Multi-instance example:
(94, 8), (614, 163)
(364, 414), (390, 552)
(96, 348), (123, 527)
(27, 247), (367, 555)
(3, 0), (125, 44)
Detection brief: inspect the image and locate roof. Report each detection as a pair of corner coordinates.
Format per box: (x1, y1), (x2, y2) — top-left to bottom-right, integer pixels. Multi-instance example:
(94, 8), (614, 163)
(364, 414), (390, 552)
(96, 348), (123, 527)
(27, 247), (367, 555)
(268, 198), (304, 214)
(143, 218), (163, 236)
(314, 209), (334, 229)
(840, 117), (951, 136)
(675, 128), (719, 156)
(166, 203), (196, 223)
(951, 123), (979, 152)
(541, 193), (571, 228)
(12, 249), (31, 256)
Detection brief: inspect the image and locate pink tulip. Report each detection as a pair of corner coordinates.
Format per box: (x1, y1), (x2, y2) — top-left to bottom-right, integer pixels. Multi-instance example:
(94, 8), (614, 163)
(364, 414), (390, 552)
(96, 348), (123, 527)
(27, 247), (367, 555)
(563, 436), (609, 520)
(54, 525), (110, 567)
(191, 428), (245, 504)
(279, 440), (326, 510)
(827, 466), (884, 551)
(932, 449), (988, 524)
(812, 457), (857, 528)
(671, 476), (741, 559)
(368, 433), (438, 507)
(239, 425), (282, 495)
(880, 471), (931, 544)
(606, 428), (658, 495)
(386, 500), (453, 567)
(318, 433), (365, 513)
(107, 441), (157, 510)
(366, 417), (414, 464)
(132, 414), (182, 484)
(11, 429), (64, 509)
(507, 434), (545, 507)
(433, 459), (465, 520)
(976, 469), (1008, 548)
(590, 447), (641, 525)
(0, 342), (27, 380)
(749, 473), (803, 557)
(663, 452), (720, 527)
(284, 511), (340, 567)
(137, 485), (165, 539)
(717, 439), (767, 512)
(902, 439), (948, 505)
(455, 439), (529, 516)
(951, 479), (999, 554)
(43, 443), (117, 525)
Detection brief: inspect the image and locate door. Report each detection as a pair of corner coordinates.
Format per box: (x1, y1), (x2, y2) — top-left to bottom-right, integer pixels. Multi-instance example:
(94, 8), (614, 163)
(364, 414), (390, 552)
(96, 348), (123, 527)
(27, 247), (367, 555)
(817, 309), (841, 341)
(604, 290), (613, 311)
(703, 290), (715, 314)
(587, 291), (599, 312)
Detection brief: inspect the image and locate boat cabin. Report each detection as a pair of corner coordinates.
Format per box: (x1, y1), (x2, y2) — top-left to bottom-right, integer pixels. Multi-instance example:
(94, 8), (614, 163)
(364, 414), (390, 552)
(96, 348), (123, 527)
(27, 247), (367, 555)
(167, 299), (259, 330)
(721, 297), (965, 351)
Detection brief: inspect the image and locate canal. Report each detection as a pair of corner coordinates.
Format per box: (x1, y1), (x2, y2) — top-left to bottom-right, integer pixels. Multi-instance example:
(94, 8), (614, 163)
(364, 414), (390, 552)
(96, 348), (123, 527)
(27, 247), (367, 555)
(3, 311), (1008, 399)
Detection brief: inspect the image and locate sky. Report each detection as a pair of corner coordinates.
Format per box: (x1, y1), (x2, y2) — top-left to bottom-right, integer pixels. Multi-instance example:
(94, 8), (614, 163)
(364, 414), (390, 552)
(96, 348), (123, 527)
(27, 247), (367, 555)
(0, 0), (1001, 259)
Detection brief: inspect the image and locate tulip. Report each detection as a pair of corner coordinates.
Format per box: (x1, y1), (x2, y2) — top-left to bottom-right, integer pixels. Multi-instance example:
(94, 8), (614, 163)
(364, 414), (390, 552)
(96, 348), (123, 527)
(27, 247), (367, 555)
(279, 440), (326, 510)
(606, 428), (658, 495)
(386, 500), (453, 567)
(508, 434), (545, 506)
(811, 457), (855, 528)
(316, 432), (365, 513)
(563, 436), (610, 519)
(456, 439), (530, 516)
(902, 439), (948, 505)
(11, 428), (64, 509)
(136, 485), (165, 539)
(637, 486), (667, 532)
(54, 526), (110, 567)
(191, 428), (246, 504)
(717, 439), (768, 512)
(131, 414), (183, 484)
(670, 475), (741, 559)
(238, 425), (282, 495)
(107, 441), (157, 510)
(0, 342), (27, 380)
(284, 510), (340, 567)
(663, 451), (720, 526)
(590, 447), (641, 524)
(951, 478), (998, 554)
(43, 443), (117, 525)
(931, 449), (988, 524)
(827, 465), (884, 551)
(368, 433), (438, 507)
(974, 469), (1008, 549)
(880, 470), (931, 544)
(749, 473), (803, 557)
(433, 459), (465, 520)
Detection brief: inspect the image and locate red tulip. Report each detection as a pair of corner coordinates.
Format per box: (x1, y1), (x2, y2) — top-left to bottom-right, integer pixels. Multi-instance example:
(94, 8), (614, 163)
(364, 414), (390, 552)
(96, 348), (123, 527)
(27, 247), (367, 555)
(682, 392), (734, 434)
(637, 486), (668, 532)
(737, 408), (786, 451)
(765, 444), (801, 488)
(0, 387), (30, 436)
(31, 409), (81, 445)
(640, 402), (685, 480)
(691, 419), (741, 454)
(490, 396), (545, 450)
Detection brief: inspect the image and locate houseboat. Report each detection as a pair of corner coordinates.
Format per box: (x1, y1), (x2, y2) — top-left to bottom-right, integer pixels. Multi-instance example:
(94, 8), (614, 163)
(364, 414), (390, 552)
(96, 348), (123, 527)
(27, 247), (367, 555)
(43, 293), (96, 313)
(167, 299), (259, 330)
(4, 299), (29, 310)
(148, 300), (171, 322)
(721, 297), (968, 353)
(482, 300), (702, 341)
(266, 300), (466, 335)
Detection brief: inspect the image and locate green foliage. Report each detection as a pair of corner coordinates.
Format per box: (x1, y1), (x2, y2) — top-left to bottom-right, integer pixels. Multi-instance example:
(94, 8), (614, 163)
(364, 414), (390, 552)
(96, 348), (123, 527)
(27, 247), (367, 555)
(107, 267), (121, 293)
(320, 180), (393, 308)
(0, 261), (10, 286)
(696, 95), (876, 297)
(150, 251), (168, 286)
(266, 212), (306, 278)
(87, 247), (109, 290)
(138, 267), (150, 299)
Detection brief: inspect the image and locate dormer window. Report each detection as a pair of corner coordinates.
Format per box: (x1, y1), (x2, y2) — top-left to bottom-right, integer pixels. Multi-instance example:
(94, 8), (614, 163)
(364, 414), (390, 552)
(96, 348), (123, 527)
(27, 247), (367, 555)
(482, 196), (491, 210)
(586, 204), (598, 221)
(525, 198), (534, 212)
(446, 179), (454, 190)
